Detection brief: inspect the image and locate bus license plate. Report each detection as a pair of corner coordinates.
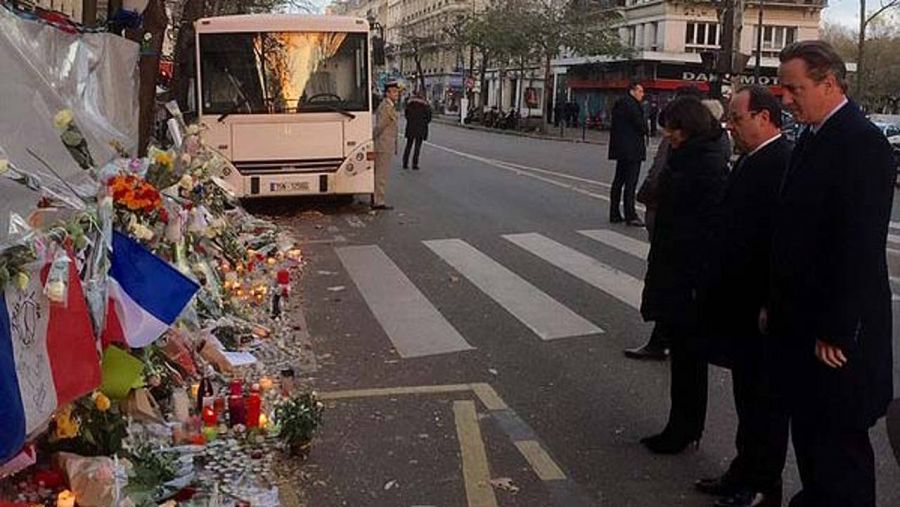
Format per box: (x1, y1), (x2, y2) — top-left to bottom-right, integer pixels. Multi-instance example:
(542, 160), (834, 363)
(270, 181), (310, 192)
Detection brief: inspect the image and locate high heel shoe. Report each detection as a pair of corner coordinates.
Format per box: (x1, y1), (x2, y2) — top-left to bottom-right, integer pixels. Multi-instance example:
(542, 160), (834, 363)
(640, 432), (700, 454)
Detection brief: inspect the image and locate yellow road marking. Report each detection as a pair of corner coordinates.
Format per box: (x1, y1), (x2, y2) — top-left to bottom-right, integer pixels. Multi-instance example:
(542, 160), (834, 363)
(453, 400), (499, 507)
(515, 440), (567, 481)
(318, 383), (472, 400)
(471, 383), (509, 411)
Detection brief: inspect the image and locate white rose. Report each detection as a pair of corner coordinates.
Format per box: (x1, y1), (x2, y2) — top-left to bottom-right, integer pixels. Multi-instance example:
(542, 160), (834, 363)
(53, 109), (74, 130)
(0, 159), (8, 175)
(45, 280), (66, 302)
(179, 173), (194, 191)
(186, 125), (200, 135)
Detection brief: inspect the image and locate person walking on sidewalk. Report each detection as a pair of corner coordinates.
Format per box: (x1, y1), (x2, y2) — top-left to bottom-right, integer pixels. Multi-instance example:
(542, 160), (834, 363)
(372, 81), (400, 210)
(769, 40), (895, 507)
(403, 90), (432, 170)
(608, 81), (649, 227)
(639, 97), (728, 454)
(695, 85), (791, 507)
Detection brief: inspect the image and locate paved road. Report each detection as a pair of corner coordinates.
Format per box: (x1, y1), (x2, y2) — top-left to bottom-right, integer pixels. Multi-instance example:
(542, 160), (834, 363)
(259, 122), (900, 506)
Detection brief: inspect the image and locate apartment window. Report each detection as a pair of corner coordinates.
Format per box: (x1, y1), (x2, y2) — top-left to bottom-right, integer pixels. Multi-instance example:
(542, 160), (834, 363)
(752, 25), (798, 57)
(685, 22), (720, 53)
(626, 26), (636, 47)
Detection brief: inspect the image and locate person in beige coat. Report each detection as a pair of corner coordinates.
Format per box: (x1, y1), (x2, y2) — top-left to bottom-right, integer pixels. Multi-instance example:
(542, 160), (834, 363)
(372, 82), (401, 210)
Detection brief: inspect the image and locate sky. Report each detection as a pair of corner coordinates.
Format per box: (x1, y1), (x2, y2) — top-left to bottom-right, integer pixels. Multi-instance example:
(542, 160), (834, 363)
(823, 0), (863, 28)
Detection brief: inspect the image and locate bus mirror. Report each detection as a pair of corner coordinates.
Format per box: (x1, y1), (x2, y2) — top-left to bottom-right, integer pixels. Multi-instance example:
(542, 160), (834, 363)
(373, 38), (386, 67)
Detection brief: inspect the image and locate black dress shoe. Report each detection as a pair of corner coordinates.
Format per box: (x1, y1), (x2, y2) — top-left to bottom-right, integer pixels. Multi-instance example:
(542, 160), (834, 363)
(640, 432), (700, 454)
(695, 474), (743, 496)
(371, 204), (394, 210)
(715, 488), (782, 507)
(623, 344), (669, 360)
(626, 218), (645, 227)
(610, 216), (625, 224)
(412, 166), (420, 170)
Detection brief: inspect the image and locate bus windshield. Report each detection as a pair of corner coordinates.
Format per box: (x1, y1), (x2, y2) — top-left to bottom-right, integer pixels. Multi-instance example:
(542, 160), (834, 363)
(199, 31), (369, 116)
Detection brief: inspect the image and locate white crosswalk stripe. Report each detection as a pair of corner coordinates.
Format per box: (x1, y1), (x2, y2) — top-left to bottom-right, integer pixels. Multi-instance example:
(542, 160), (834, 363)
(424, 239), (603, 340)
(503, 233), (644, 311)
(335, 245), (474, 358)
(578, 229), (650, 260)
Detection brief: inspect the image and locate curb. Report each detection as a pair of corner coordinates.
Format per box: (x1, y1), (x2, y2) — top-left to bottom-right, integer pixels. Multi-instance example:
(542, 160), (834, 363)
(433, 116), (608, 146)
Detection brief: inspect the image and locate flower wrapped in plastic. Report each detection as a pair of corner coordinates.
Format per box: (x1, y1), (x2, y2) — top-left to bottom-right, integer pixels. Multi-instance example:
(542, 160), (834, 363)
(54, 109), (95, 170)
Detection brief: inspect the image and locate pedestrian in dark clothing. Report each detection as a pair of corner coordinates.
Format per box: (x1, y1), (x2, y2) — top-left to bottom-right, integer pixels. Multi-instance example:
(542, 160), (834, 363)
(770, 40), (895, 507)
(695, 85), (791, 507)
(608, 81), (649, 227)
(554, 100), (564, 127)
(571, 101), (580, 128)
(639, 96), (728, 454)
(626, 87), (705, 361)
(648, 101), (659, 137)
(403, 91), (432, 170)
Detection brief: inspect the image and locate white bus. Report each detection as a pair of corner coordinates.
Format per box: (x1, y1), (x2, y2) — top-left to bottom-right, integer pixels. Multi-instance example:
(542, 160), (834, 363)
(195, 15), (375, 199)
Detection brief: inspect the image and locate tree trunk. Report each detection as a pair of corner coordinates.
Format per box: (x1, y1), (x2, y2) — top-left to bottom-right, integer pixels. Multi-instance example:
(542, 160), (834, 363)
(478, 51), (489, 113)
(542, 54), (552, 133)
(126, 0), (168, 156)
(171, 0), (204, 115)
(857, 0), (866, 98)
(414, 53), (426, 97)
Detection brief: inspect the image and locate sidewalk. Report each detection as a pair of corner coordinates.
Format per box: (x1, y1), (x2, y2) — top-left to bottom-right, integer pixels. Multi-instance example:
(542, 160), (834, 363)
(433, 114), (612, 145)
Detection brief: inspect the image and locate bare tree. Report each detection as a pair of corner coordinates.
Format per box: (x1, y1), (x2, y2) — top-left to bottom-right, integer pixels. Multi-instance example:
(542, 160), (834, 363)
(399, 24), (439, 96)
(857, 0), (900, 97)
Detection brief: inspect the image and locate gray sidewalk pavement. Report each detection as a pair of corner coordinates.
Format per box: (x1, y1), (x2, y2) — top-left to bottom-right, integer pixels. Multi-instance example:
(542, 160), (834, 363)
(431, 114), (666, 151)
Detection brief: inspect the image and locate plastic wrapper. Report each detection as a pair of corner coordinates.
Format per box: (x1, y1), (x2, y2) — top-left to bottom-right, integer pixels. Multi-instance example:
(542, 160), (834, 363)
(54, 452), (128, 507)
(160, 328), (198, 378)
(0, 7), (138, 243)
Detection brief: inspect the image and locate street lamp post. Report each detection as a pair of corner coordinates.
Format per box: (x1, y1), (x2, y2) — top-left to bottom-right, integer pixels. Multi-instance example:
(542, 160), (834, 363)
(754, 0), (764, 80)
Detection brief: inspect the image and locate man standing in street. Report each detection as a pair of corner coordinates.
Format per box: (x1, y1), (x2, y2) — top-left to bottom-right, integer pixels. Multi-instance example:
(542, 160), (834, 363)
(771, 40), (895, 506)
(372, 81), (400, 210)
(695, 85), (791, 507)
(402, 90), (432, 171)
(608, 81), (648, 226)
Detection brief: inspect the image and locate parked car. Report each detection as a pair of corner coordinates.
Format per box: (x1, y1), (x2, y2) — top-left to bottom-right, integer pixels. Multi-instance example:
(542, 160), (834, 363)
(781, 110), (801, 144)
(873, 121), (900, 145)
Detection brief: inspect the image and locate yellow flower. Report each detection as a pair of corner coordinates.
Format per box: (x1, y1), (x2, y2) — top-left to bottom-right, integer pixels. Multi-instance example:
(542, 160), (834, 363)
(154, 152), (174, 168)
(54, 406), (79, 440)
(54, 109), (74, 130)
(14, 272), (29, 291)
(93, 392), (111, 412)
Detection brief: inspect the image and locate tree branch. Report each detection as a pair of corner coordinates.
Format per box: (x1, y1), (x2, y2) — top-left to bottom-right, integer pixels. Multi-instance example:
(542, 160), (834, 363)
(865, 0), (900, 26)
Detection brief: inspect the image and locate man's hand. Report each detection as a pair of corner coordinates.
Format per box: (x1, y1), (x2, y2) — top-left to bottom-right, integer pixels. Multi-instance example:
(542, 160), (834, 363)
(816, 339), (848, 368)
(758, 308), (769, 335)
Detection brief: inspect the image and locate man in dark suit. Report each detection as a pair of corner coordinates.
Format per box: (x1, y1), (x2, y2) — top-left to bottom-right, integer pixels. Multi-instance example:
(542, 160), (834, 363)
(695, 85), (791, 507)
(771, 40), (895, 507)
(608, 81), (648, 226)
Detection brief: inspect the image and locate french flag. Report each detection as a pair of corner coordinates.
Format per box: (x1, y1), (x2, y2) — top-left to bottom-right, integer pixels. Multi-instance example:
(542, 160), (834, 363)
(103, 232), (199, 349)
(0, 251), (101, 463)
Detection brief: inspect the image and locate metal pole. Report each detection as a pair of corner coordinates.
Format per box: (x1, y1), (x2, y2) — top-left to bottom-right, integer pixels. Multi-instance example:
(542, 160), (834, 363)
(754, 0), (764, 80)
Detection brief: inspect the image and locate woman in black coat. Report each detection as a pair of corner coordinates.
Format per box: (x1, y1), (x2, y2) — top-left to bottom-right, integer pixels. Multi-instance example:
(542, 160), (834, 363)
(640, 97), (729, 454)
(403, 91), (432, 170)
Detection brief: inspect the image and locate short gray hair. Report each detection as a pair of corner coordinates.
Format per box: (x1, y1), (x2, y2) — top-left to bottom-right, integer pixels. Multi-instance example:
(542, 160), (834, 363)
(779, 40), (848, 92)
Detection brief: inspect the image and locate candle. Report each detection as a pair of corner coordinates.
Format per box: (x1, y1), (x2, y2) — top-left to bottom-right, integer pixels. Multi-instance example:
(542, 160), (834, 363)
(57, 490), (75, 507)
(202, 405), (217, 427)
(259, 413), (269, 428)
(191, 383), (200, 399)
(259, 377), (274, 391)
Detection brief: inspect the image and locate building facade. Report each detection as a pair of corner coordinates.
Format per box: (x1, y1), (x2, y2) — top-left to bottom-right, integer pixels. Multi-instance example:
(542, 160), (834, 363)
(556, 0), (825, 126)
(328, 0), (827, 119)
(331, 0), (483, 113)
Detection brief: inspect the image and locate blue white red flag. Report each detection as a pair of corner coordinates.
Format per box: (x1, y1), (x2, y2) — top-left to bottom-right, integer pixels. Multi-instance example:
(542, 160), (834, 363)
(105, 231), (199, 349)
(0, 251), (100, 463)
